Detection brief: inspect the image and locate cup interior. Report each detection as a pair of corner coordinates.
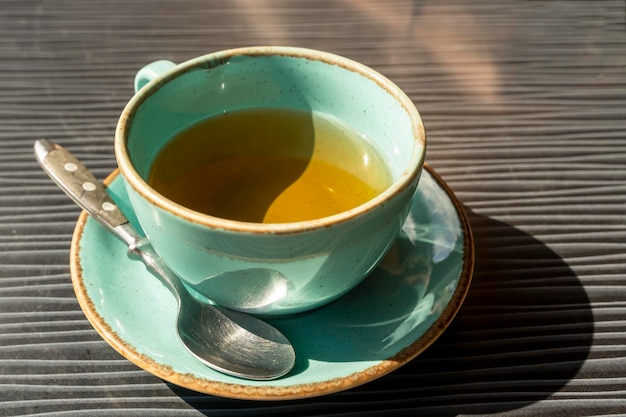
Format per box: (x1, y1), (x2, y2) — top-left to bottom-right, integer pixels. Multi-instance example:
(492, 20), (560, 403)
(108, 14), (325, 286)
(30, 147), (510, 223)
(117, 48), (425, 227)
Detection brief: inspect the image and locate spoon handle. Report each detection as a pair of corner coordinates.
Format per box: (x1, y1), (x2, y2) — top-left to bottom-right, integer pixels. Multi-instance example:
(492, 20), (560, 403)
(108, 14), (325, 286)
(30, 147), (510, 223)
(34, 139), (186, 295)
(34, 139), (141, 246)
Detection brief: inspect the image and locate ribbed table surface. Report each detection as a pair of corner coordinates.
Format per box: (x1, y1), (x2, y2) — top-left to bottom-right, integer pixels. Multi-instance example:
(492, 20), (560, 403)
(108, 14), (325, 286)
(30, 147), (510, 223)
(2, 0), (626, 416)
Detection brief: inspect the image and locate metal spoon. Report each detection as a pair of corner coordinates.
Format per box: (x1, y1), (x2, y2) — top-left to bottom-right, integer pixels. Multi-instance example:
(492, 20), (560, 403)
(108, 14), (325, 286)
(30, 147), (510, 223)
(34, 139), (295, 380)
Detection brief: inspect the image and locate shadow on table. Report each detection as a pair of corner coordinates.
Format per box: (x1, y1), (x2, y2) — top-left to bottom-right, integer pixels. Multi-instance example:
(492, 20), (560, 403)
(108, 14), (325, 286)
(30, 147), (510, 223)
(169, 210), (593, 416)
(345, 210), (594, 415)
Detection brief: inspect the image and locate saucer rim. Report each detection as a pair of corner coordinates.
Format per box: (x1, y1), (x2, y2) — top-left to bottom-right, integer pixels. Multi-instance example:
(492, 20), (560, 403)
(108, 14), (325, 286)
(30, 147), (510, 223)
(69, 164), (474, 401)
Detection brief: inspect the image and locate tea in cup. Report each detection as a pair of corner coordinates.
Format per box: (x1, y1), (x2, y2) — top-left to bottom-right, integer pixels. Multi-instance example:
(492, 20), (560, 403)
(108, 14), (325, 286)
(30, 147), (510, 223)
(115, 46), (426, 315)
(148, 107), (393, 224)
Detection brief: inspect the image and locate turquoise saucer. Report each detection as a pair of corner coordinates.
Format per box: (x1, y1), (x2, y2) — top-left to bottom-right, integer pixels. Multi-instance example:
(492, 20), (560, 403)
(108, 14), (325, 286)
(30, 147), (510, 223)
(70, 165), (473, 400)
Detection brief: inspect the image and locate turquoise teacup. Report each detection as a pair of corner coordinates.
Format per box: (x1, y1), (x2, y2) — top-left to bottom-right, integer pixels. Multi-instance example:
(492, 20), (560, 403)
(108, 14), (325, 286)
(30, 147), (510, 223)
(115, 46), (426, 316)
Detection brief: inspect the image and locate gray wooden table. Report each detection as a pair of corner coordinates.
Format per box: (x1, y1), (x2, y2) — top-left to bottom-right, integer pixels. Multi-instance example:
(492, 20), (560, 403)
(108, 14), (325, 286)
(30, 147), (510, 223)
(2, 0), (626, 415)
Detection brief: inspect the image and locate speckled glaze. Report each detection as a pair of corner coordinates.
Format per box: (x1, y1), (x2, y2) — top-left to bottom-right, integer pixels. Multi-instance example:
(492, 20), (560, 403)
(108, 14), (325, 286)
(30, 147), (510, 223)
(115, 47), (426, 315)
(70, 166), (473, 400)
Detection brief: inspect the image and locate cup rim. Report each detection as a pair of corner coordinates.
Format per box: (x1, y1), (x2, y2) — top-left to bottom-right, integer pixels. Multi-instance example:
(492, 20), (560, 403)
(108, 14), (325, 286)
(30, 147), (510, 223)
(115, 46), (426, 235)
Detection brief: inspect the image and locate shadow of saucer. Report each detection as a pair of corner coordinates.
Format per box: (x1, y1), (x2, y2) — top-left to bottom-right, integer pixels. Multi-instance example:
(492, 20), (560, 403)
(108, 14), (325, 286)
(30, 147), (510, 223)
(169, 210), (592, 415)
(344, 210), (594, 415)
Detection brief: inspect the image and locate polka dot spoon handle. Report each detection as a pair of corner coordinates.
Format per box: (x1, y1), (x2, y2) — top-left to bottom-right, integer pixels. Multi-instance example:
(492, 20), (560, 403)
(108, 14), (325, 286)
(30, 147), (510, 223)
(34, 139), (132, 238)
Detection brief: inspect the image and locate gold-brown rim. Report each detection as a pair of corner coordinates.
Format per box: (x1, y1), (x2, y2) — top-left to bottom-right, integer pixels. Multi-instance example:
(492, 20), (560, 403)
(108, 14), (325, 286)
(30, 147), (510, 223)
(114, 46), (426, 235)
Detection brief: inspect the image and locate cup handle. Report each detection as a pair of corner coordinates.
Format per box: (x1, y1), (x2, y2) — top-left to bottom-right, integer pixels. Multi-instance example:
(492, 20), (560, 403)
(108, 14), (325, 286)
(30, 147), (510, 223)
(134, 60), (176, 92)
